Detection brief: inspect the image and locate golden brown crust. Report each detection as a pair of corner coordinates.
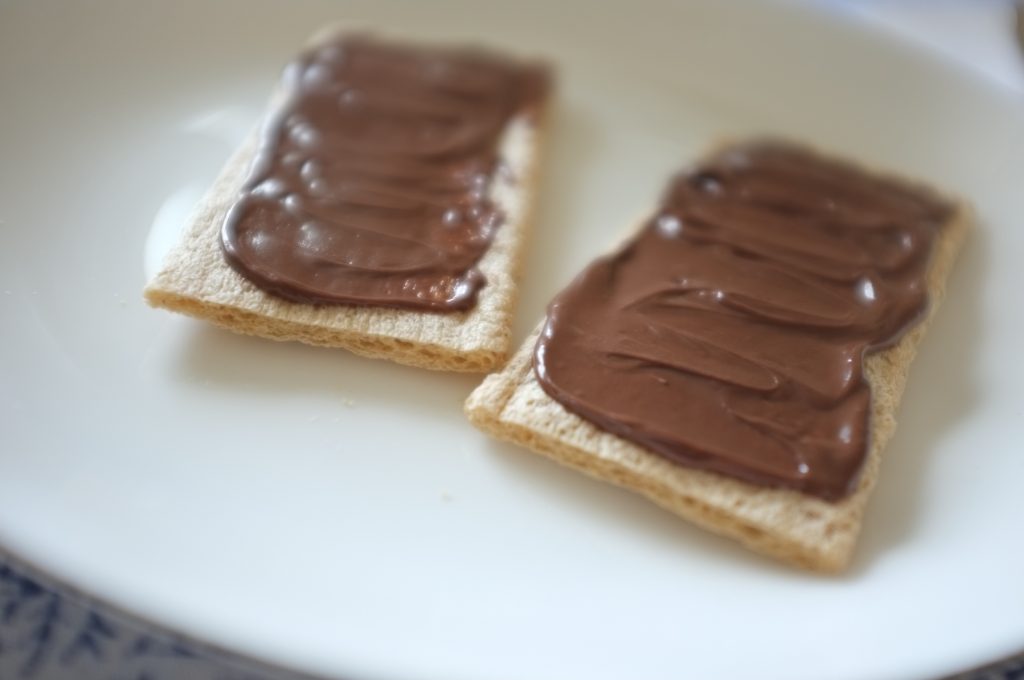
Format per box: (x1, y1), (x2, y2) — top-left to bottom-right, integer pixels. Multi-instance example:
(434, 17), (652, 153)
(144, 32), (546, 373)
(465, 156), (972, 572)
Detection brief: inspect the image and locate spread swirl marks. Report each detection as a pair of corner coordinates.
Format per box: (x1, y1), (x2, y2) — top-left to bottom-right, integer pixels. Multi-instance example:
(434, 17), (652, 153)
(222, 36), (548, 311)
(534, 142), (952, 500)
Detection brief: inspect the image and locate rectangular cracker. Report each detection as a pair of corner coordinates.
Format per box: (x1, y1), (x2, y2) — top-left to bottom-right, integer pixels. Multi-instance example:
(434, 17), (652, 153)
(465, 161), (972, 572)
(144, 32), (547, 373)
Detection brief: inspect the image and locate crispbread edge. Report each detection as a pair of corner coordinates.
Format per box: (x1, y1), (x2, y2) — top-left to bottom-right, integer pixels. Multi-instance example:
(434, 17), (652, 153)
(465, 154), (972, 572)
(144, 30), (548, 372)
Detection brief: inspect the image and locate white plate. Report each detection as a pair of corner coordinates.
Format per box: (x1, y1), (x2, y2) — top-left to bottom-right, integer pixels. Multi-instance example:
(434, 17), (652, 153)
(1, 1), (1022, 679)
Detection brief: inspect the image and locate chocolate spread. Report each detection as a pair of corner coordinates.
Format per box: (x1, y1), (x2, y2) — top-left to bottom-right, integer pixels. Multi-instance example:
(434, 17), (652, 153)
(534, 141), (953, 501)
(221, 35), (548, 311)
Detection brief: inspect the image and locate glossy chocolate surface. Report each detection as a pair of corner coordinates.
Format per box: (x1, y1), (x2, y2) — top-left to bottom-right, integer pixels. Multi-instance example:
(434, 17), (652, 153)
(534, 142), (952, 500)
(222, 35), (548, 311)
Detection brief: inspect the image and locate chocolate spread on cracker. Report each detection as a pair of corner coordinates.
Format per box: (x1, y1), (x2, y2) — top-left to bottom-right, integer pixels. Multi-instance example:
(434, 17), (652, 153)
(534, 141), (953, 501)
(222, 35), (548, 311)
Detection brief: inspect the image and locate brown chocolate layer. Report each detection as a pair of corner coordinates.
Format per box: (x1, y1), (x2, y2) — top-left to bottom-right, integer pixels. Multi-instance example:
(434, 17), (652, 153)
(534, 142), (953, 501)
(221, 35), (548, 311)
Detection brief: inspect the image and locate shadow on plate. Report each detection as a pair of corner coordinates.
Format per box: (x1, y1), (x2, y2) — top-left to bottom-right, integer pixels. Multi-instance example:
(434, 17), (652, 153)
(511, 98), (605, 341)
(170, 325), (481, 421)
(848, 222), (988, 577)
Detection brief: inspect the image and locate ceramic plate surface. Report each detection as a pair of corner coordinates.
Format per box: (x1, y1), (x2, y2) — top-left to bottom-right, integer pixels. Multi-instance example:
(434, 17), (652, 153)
(1, 1), (1022, 679)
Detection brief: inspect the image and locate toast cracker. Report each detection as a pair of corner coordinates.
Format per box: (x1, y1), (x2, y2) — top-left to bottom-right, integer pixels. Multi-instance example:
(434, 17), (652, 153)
(145, 33), (546, 372)
(466, 163), (971, 572)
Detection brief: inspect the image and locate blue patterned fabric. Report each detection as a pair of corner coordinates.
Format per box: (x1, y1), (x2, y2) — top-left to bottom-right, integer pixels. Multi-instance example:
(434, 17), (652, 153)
(0, 557), (309, 680)
(0, 554), (1020, 680)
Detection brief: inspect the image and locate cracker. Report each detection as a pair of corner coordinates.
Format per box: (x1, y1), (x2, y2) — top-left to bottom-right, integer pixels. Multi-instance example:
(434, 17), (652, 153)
(144, 33), (547, 372)
(465, 159), (972, 572)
